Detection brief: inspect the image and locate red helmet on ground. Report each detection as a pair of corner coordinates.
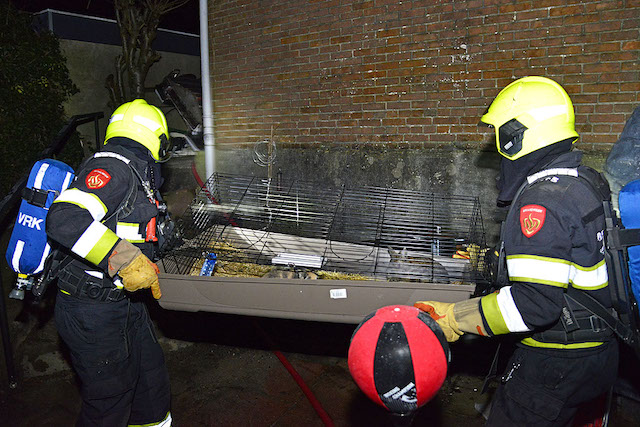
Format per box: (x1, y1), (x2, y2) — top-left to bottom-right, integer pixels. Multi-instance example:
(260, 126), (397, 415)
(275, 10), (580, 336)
(348, 305), (450, 415)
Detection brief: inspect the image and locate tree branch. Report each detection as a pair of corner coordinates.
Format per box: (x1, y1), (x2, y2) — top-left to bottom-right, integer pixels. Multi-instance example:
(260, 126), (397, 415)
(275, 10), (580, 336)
(109, 0), (188, 101)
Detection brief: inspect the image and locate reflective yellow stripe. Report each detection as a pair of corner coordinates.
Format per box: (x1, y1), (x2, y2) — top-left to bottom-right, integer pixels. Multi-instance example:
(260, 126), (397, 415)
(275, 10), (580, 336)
(527, 167), (578, 184)
(116, 222), (145, 243)
(133, 115), (162, 132)
(54, 188), (108, 221)
(94, 151), (131, 164)
(72, 222), (107, 257)
(481, 292), (509, 335)
(507, 255), (570, 287)
(521, 337), (604, 349)
(128, 411), (172, 427)
(496, 286), (529, 332)
(570, 259), (608, 290)
(71, 221), (119, 265)
(85, 232), (119, 265)
(507, 255), (608, 290)
(481, 287), (530, 335)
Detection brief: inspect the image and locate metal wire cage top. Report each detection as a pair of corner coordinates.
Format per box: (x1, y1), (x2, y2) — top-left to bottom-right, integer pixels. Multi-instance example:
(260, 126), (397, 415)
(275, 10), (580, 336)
(161, 173), (488, 285)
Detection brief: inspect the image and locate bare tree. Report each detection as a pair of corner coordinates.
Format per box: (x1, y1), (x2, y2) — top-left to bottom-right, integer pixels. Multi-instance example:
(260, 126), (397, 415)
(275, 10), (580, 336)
(106, 0), (189, 106)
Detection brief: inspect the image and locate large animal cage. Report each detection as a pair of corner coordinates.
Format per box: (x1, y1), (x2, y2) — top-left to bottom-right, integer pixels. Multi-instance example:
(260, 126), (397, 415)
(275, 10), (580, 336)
(157, 173), (488, 323)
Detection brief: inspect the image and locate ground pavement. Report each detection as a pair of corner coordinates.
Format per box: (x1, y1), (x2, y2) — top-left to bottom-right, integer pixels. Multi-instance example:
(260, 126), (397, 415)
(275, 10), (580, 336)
(1, 295), (639, 426)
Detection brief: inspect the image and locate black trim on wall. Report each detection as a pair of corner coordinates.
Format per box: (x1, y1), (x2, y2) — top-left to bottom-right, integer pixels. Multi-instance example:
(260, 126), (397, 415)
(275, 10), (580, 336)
(33, 9), (200, 57)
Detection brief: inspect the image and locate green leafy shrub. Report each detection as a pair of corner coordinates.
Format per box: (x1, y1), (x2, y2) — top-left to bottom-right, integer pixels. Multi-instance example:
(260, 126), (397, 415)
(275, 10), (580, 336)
(0, 3), (80, 195)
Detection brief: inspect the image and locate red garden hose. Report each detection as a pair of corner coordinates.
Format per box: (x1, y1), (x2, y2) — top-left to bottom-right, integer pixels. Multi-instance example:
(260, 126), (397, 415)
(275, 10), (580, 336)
(253, 321), (335, 427)
(192, 163), (334, 426)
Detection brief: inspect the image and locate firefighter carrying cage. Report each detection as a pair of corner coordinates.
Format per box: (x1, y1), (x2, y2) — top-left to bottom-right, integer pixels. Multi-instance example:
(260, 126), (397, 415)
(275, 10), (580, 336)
(42, 99), (174, 427)
(415, 76), (630, 426)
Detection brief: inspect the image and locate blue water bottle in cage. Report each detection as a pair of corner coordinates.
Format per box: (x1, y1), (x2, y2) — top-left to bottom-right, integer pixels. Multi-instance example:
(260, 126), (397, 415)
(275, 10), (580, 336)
(200, 252), (217, 276)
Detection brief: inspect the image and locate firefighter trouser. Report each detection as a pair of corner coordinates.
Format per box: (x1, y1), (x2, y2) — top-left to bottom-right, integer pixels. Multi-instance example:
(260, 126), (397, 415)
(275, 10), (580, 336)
(55, 292), (171, 427)
(486, 340), (618, 427)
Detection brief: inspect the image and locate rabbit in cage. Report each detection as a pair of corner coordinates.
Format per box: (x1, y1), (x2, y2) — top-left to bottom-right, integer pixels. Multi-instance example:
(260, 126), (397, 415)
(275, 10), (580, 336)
(262, 267), (319, 280)
(386, 247), (450, 283)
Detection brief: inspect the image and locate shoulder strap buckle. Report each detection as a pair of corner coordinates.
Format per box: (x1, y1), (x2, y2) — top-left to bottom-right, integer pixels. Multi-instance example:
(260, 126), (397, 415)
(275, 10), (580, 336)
(22, 187), (57, 208)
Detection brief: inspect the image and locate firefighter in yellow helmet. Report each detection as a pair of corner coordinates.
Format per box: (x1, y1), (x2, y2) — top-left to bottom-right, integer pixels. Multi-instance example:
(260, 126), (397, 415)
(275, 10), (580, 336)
(46, 99), (173, 426)
(415, 77), (618, 426)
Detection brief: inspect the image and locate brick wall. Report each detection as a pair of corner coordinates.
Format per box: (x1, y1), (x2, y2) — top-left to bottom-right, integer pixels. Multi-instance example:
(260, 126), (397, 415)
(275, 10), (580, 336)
(209, 0), (640, 152)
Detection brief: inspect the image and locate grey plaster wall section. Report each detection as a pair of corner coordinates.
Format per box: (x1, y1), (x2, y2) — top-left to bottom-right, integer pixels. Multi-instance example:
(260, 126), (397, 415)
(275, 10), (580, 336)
(191, 145), (499, 243)
(60, 39), (201, 146)
(187, 144), (609, 247)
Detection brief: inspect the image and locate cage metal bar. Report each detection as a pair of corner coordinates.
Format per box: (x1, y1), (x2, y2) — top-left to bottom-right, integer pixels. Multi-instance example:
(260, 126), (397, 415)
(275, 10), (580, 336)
(162, 173), (488, 285)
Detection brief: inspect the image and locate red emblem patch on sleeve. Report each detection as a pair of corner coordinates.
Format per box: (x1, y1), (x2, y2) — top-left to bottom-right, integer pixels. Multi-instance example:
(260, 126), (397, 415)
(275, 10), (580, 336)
(85, 169), (111, 189)
(520, 204), (546, 238)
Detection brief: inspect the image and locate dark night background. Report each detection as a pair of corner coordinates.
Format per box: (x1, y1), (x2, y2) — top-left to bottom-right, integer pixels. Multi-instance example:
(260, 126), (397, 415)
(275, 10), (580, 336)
(10, 0), (200, 33)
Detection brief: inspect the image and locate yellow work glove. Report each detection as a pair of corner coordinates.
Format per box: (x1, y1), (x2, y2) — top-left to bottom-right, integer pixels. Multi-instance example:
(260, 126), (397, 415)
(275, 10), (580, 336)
(119, 254), (162, 299)
(414, 298), (487, 342)
(107, 240), (162, 299)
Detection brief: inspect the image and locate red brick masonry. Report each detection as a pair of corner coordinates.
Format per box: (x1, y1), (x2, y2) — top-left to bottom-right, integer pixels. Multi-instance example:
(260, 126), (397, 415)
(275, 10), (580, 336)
(208, 0), (640, 152)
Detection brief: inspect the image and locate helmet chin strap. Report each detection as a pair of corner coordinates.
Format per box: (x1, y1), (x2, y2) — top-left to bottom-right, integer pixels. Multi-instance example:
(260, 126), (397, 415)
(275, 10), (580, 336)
(157, 134), (171, 162)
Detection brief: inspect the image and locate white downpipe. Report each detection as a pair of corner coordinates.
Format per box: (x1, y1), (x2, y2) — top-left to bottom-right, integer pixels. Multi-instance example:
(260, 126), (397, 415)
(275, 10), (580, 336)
(199, 0), (215, 181)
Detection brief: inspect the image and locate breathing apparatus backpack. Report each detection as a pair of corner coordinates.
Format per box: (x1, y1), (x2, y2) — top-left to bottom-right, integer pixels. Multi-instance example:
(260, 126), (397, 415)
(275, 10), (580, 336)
(5, 159), (74, 300)
(593, 177), (640, 355)
(5, 153), (181, 301)
(544, 169), (640, 358)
